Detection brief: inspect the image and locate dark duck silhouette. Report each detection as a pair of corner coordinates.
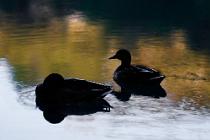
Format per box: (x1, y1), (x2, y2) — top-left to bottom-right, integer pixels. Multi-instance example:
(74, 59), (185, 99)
(109, 49), (166, 98)
(36, 73), (112, 102)
(35, 73), (112, 124)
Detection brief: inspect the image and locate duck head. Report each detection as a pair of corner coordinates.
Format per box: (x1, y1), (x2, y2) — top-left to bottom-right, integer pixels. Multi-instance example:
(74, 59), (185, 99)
(109, 49), (131, 66)
(43, 73), (64, 88)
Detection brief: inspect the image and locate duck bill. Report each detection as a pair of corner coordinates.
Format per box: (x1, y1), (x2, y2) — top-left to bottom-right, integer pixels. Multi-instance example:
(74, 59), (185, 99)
(108, 55), (117, 59)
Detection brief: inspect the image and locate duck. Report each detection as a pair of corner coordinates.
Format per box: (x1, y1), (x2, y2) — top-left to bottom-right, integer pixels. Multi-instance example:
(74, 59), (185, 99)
(109, 49), (165, 91)
(35, 73), (112, 111)
(35, 73), (112, 123)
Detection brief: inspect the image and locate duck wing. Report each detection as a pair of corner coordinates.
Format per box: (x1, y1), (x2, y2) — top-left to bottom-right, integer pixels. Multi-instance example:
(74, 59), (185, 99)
(62, 78), (112, 98)
(114, 65), (164, 86)
(64, 78), (111, 91)
(134, 65), (165, 82)
(135, 65), (159, 73)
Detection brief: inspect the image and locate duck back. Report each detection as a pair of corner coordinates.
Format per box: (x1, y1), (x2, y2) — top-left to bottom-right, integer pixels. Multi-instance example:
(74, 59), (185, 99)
(113, 64), (165, 88)
(62, 78), (112, 99)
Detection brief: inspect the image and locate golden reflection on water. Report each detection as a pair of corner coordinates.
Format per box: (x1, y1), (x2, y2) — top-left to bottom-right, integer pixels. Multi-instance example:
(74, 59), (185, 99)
(0, 13), (210, 108)
(134, 30), (210, 108)
(0, 14), (109, 83)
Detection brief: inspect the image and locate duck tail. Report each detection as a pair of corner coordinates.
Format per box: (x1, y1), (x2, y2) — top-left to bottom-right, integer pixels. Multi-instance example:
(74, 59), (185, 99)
(150, 75), (165, 84)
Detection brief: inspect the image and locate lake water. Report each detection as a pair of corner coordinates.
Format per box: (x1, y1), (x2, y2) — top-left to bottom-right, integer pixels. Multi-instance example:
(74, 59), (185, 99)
(0, 1), (210, 140)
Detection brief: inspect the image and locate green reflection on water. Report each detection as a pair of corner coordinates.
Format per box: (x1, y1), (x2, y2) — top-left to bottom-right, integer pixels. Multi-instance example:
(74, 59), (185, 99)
(0, 12), (210, 108)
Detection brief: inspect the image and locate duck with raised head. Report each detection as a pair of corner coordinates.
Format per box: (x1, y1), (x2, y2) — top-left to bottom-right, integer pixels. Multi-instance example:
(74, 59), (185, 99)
(109, 49), (166, 97)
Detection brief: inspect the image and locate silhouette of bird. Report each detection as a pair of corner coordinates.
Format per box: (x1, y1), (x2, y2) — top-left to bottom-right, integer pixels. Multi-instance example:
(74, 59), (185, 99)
(35, 73), (113, 123)
(109, 49), (166, 97)
(36, 73), (112, 102)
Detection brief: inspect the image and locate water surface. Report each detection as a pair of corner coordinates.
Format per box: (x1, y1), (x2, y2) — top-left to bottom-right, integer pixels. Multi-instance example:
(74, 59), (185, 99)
(0, 1), (210, 140)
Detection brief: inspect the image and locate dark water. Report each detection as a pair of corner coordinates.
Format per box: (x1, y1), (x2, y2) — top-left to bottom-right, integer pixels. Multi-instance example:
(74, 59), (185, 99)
(0, 1), (210, 139)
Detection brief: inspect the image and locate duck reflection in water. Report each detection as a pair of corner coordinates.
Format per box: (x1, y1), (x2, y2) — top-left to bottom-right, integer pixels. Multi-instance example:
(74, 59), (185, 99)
(112, 85), (166, 101)
(35, 73), (112, 124)
(109, 49), (167, 100)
